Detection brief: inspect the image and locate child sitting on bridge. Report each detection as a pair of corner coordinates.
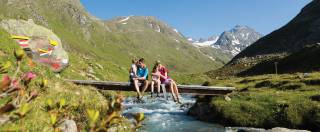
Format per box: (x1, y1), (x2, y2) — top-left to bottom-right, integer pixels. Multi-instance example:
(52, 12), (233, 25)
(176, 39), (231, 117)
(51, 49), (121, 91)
(151, 65), (161, 97)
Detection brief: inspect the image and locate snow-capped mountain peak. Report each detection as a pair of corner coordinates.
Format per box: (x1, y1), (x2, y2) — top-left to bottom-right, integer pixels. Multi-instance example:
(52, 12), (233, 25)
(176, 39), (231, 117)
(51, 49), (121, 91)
(215, 25), (263, 55)
(189, 25), (263, 56)
(190, 35), (219, 47)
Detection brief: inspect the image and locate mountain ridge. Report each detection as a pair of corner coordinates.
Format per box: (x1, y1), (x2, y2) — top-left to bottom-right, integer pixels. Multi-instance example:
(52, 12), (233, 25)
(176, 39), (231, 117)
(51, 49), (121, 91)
(233, 0), (320, 60)
(207, 0), (320, 77)
(189, 25), (263, 56)
(0, 0), (225, 81)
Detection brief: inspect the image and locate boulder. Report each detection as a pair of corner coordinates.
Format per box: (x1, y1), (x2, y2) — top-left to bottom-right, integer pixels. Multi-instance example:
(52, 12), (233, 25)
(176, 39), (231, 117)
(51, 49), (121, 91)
(226, 127), (310, 132)
(0, 115), (10, 125)
(0, 19), (68, 72)
(267, 127), (309, 132)
(58, 119), (78, 132)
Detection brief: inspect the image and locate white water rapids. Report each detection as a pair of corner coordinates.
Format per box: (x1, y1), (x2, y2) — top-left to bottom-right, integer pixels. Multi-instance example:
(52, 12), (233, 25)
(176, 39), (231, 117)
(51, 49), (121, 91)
(122, 94), (227, 132)
(121, 94), (309, 132)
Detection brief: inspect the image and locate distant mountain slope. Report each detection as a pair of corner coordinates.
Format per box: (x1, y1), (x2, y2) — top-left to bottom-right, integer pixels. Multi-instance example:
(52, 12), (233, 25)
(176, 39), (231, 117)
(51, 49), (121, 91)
(239, 44), (320, 76)
(234, 1), (320, 59)
(191, 35), (220, 47)
(187, 25), (262, 68)
(0, 0), (223, 81)
(189, 25), (262, 56)
(105, 16), (185, 42)
(207, 0), (320, 77)
(103, 15), (226, 71)
(198, 46), (232, 65)
(215, 25), (263, 56)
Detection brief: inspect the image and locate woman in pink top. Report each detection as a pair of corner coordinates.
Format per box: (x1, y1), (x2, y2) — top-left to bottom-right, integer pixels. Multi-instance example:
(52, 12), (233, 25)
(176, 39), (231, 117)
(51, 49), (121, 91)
(156, 61), (180, 103)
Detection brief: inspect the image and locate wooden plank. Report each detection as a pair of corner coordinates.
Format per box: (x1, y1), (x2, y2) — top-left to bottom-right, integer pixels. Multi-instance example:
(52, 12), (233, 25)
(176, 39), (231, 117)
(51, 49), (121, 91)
(67, 80), (235, 95)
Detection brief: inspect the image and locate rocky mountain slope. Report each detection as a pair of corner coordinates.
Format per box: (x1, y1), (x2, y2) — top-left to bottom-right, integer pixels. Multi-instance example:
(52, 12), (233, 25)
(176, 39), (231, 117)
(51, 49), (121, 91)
(0, 0), (223, 81)
(190, 25), (263, 56)
(215, 25), (263, 56)
(207, 0), (320, 77)
(234, 1), (320, 59)
(105, 16), (185, 42)
(188, 26), (262, 67)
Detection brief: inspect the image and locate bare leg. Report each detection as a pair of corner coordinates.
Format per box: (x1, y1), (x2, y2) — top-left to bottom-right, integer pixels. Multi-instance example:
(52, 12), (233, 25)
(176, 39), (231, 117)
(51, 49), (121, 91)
(133, 80), (141, 98)
(141, 80), (149, 95)
(169, 82), (177, 101)
(172, 81), (180, 103)
(156, 80), (161, 97)
(151, 81), (155, 93)
(151, 81), (155, 97)
(157, 80), (161, 93)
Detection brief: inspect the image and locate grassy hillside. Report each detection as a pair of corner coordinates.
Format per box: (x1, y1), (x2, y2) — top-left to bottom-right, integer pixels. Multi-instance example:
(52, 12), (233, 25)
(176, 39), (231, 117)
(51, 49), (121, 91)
(0, 0), (222, 82)
(239, 44), (320, 76)
(104, 16), (224, 73)
(189, 72), (320, 131)
(0, 28), (134, 131)
(0, 1), (216, 130)
(198, 46), (232, 65)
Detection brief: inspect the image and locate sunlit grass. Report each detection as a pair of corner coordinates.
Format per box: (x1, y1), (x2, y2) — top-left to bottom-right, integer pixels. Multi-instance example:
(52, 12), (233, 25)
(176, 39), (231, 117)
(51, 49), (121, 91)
(192, 72), (320, 130)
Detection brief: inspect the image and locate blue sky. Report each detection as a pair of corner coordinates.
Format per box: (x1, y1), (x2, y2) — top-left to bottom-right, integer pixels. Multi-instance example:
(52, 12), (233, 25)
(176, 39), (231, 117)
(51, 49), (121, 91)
(80, 0), (311, 39)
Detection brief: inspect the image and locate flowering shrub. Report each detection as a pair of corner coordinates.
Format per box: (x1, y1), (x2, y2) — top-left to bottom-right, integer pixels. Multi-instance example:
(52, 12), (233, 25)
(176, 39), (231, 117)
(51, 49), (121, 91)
(0, 48), (39, 122)
(0, 48), (144, 131)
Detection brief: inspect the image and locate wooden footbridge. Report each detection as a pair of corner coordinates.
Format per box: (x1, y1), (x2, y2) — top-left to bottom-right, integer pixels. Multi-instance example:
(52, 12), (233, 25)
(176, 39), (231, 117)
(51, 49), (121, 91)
(68, 80), (235, 95)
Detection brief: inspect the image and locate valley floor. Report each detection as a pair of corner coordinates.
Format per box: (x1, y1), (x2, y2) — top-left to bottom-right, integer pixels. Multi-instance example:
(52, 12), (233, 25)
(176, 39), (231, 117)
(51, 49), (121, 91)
(189, 72), (320, 131)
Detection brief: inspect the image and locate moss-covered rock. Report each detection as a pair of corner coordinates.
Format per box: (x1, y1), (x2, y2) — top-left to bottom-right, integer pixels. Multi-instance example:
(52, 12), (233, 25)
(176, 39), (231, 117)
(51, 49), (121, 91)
(0, 19), (69, 72)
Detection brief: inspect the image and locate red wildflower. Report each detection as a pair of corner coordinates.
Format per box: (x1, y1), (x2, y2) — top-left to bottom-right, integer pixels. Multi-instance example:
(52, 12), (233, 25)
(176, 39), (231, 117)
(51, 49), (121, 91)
(0, 75), (11, 91)
(12, 79), (20, 89)
(22, 72), (37, 81)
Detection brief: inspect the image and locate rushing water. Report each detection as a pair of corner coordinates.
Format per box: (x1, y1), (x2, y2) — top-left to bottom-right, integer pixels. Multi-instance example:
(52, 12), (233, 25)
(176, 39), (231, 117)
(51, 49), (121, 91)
(122, 94), (227, 132)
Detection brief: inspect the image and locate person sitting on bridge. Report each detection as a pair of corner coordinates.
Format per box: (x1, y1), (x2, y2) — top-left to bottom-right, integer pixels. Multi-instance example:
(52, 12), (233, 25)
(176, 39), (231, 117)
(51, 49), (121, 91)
(151, 64), (161, 98)
(131, 58), (149, 100)
(156, 60), (181, 103)
(129, 58), (138, 80)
